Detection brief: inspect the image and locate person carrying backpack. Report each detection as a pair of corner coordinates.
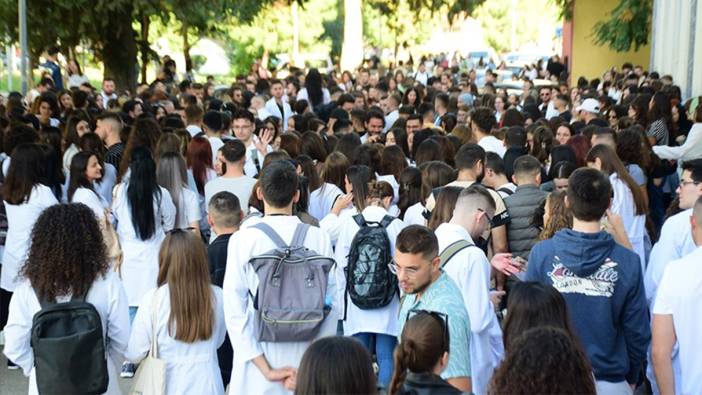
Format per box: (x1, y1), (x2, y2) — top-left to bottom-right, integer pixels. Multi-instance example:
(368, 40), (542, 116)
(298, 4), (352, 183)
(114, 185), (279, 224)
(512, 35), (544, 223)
(223, 160), (338, 394)
(3, 203), (129, 395)
(334, 180), (406, 387)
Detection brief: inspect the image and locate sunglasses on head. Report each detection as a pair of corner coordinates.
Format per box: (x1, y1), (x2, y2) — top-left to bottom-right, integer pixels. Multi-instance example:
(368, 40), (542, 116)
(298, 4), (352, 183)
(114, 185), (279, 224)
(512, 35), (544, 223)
(407, 309), (450, 352)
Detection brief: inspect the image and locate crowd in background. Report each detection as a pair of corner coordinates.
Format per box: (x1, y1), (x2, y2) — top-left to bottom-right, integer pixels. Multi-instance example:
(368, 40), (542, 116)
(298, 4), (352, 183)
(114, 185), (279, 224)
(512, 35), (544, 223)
(1, 48), (702, 395)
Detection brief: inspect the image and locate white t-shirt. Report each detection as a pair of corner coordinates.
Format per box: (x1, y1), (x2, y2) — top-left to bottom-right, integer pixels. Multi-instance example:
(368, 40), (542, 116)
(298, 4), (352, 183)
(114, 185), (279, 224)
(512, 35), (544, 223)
(652, 246), (702, 395)
(208, 136), (224, 165)
(478, 135), (506, 158)
(610, 174), (646, 272)
(204, 175), (257, 215)
(309, 183), (343, 222)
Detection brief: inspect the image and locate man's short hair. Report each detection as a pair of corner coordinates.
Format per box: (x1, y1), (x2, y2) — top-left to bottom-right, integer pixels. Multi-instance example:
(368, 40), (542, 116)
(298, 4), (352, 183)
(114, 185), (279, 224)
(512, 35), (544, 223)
(567, 168), (612, 221)
(457, 184), (496, 212)
(96, 112), (123, 132)
(269, 78), (283, 87)
(505, 126), (527, 148)
(395, 225), (438, 260)
(407, 114), (422, 124)
(337, 93), (355, 106)
(485, 152), (506, 175)
(366, 110), (385, 125)
(592, 126), (617, 145)
(454, 143), (486, 171)
(185, 104), (204, 122)
(682, 158), (702, 182)
(259, 160), (299, 208)
(232, 108), (255, 124)
(513, 155), (542, 178)
(221, 139), (246, 163)
(208, 191), (242, 228)
(434, 93), (449, 108)
(470, 106), (496, 133)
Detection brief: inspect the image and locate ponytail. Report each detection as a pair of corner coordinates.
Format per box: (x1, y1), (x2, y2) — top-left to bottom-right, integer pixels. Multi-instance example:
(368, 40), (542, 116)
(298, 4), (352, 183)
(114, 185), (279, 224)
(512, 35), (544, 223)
(389, 339), (415, 395)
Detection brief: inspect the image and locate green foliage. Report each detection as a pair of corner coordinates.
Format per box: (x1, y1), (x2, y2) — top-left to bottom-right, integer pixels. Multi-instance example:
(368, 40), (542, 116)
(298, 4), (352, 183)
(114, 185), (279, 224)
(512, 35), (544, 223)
(592, 0), (652, 52)
(473, 0), (560, 54)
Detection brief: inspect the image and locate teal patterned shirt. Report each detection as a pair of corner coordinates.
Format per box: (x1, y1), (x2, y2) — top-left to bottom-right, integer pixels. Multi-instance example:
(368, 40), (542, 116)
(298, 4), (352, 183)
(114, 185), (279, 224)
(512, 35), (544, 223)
(398, 272), (472, 379)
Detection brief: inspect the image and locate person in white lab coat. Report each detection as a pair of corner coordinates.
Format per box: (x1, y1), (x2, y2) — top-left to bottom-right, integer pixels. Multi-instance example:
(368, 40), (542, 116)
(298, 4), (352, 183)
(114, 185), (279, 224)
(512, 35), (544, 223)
(111, 146), (176, 376)
(232, 109), (272, 178)
(156, 152), (201, 231)
(3, 203), (130, 395)
(586, 145), (647, 271)
(68, 151), (109, 220)
(127, 229), (226, 395)
(318, 165), (371, 244)
(334, 180), (405, 387)
(1, 144), (58, 364)
(223, 160), (338, 394)
(434, 185), (504, 395)
(265, 79), (293, 129)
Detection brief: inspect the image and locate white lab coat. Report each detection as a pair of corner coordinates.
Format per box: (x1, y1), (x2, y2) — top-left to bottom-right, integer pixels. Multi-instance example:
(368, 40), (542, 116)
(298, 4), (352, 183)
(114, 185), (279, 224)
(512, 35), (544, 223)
(334, 206), (405, 332)
(264, 98), (292, 129)
(244, 138), (271, 178)
(223, 215), (338, 395)
(644, 208), (696, 305)
(653, 123), (702, 162)
(71, 187), (109, 220)
(173, 187), (202, 229)
(319, 206), (357, 244)
(403, 201), (427, 226)
(112, 183), (176, 306)
(309, 183), (343, 221)
(126, 285), (226, 395)
(3, 272), (130, 395)
(435, 223), (504, 395)
(1, 184), (58, 292)
(610, 174), (647, 271)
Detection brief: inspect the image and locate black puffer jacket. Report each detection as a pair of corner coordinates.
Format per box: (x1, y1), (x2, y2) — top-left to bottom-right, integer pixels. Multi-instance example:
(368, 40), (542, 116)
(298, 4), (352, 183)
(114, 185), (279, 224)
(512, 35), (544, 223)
(396, 372), (464, 395)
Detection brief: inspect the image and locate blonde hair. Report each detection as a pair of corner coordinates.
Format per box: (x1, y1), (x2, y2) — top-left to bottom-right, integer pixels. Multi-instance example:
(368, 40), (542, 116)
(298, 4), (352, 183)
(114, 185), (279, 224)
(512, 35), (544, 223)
(157, 230), (214, 343)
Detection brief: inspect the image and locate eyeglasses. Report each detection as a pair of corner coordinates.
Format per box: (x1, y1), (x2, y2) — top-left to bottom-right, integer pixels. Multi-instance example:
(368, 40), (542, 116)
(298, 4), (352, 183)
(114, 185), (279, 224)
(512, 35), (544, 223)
(477, 208), (495, 228)
(406, 309), (450, 352)
(680, 180), (701, 187)
(387, 261), (419, 277)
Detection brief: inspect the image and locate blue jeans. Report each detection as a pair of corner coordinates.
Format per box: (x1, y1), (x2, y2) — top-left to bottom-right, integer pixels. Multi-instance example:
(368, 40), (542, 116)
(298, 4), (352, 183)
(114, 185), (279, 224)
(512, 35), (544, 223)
(353, 332), (397, 387)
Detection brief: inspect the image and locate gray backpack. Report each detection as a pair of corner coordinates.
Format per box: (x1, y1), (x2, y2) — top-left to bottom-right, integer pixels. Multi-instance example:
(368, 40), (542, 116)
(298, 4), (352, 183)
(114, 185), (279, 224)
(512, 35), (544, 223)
(249, 222), (335, 342)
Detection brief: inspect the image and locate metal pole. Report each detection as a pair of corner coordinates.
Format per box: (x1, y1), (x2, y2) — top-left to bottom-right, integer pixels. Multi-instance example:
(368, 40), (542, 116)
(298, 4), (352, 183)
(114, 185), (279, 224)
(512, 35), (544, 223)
(19, 0), (28, 95)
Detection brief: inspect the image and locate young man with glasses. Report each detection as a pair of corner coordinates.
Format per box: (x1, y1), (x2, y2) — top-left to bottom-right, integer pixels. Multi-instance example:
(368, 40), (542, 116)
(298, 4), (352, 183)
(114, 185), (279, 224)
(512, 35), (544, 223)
(232, 109), (272, 178)
(393, 225), (473, 394)
(645, 158), (702, 304)
(433, 185), (503, 395)
(526, 168), (649, 394)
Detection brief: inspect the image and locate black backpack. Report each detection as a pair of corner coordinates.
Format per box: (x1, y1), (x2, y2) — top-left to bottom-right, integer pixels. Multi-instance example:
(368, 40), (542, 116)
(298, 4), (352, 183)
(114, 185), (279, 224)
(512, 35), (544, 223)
(31, 288), (108, 394)
(345, 214), (398, 315)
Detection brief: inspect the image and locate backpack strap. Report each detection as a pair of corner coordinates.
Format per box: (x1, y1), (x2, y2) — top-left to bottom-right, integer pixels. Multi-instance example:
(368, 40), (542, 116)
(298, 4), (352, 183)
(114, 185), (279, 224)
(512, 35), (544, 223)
(498, 187), (514, 196)
(439, 240), (474, 268)
(69, 284), (92, 303)
(379, 215), (395, 228)
(353, 214), (367, 227)
(252, 222), (287, 248)
(290, 223), (310, 248)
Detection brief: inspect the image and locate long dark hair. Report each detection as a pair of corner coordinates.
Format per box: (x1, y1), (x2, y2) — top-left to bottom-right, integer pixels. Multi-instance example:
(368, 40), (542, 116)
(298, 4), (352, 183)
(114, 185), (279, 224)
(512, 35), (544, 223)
(186, 136), (213, 195)
(347, 165), (374, 212)
(489, 327), (596, 394)
(398, 167), (423, 218)
(502, 282), (580, 352)
(127, 146), (161, 240)
(21, 203), (109, 302)
(3, 143), (47, 205)
(586, 144), (647, 216)
(295, 336), (376, 395)
(67, 151), (99, 202)
(305, 68), (324, 108)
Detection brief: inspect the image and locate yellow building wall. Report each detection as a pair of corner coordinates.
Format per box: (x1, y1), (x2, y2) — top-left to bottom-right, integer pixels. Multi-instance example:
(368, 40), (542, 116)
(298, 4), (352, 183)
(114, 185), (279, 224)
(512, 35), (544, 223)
(570, 0), (651, 82)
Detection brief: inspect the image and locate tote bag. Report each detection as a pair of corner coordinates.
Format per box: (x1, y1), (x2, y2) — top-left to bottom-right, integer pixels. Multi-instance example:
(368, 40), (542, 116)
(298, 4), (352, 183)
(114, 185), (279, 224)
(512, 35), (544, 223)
(130, 295), (166, 395)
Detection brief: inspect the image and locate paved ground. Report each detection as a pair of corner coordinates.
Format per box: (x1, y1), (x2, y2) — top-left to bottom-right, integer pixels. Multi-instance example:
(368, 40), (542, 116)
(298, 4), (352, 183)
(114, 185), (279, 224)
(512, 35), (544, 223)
(0, 345), (132, 394)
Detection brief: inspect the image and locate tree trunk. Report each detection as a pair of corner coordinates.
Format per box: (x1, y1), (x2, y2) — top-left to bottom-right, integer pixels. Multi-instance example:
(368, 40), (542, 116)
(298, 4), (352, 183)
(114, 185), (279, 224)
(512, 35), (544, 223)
(340, 0), (363, 72)
(100, 4), (138, 93)
(140, 13), (150, 84)
(292, 1), (301, 67)
(182, 22), (192, 75)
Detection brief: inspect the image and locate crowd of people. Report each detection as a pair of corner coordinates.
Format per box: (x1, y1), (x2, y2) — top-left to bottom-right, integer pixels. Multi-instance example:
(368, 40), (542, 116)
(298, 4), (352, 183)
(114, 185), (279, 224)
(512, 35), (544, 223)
(0, 49), (701, 395)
